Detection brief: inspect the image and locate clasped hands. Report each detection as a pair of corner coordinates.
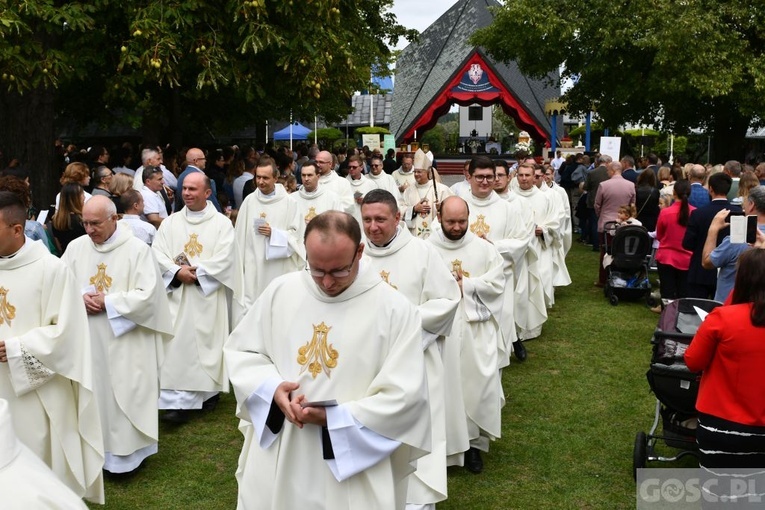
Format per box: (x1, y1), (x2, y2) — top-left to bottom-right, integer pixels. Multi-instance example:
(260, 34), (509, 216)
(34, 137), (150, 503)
(274, 381), (327, 428)
(83, 291), (106, 315)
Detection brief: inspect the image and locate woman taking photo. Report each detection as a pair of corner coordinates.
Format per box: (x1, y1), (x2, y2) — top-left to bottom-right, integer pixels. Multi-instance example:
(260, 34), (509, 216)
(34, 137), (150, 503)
(655, 179), (694, 302)
(685, 248), (765, 482)
(50, 183), (86, 254)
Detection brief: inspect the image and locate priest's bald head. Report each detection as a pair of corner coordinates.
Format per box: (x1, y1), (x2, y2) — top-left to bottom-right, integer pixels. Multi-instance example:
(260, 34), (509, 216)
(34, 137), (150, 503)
(439, 196), (470, 241)
(182, 171), (212, 212)
(0, 191), (26, 256)
(83, 195), (118, 245)
(304, 211), (364, 297)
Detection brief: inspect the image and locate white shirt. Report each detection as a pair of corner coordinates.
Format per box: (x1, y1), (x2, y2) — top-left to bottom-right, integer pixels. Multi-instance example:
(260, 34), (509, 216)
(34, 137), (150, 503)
(140, 187), (168, 220)
(233, 172), (255, 209)
(120, 215), (157, 245)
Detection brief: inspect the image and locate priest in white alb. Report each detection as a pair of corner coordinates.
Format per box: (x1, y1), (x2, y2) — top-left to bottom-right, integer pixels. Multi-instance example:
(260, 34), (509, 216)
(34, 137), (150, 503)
(392, 153), (416, 194)
(0, 191), (104, 503)
(367, 154), (404, 207)
(461, 156), (535, 362)
(235, 157), (305, 306)
(542, 166), (573, 254)
(224, 211), (430, 510)
(315, 150), (354, 213)
(62, 195), (173, 473)
(153, 173), (244, 423)
(361, 189), (460, 510)
(345, 155), (377, 227)
(428, 197), (505, 475)
(533, 165), (572, 303)
(402, 150), (453, 239)
(293, 160), (343, 244)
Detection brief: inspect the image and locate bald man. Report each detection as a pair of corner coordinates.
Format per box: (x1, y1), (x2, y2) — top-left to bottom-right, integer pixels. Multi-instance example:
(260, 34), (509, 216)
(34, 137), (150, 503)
(153, 172), (244, 423)
(314, 150), (354, 214)
(688, 164), (710, 209)
(174, 148), (222, 212)
(63, 195), (173, 473)
(428, 196), (505, 474)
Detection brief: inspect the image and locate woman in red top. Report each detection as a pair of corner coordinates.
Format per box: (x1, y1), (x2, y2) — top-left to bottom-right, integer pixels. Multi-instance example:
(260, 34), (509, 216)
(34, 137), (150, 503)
(685, 248), (765, 472)
(655, 179), (694, 300)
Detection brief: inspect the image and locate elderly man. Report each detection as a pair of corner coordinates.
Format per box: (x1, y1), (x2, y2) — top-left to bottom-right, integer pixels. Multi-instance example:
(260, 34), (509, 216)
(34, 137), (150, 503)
(346, 155), (377, 226)
(236, 157), (304, 306)
(688, 164), (710, 208)
(402, 150), (453, 239)
(63, 195), (173, 473)
(392, 154), (416, 193)
(293, 160), (343, 243)
(582, 154), (612, 251)
(594, 161), (636, 287)
(361, 189), (460, 510)
(174, 147), (221, 212)
(428, 196), (505, 474)
(224, 211), (430, 510)
(461, 156), (534, 360)
(0, 191), (104, 502)
(315, 150), (354, 213)
(153, 173), (243, 423)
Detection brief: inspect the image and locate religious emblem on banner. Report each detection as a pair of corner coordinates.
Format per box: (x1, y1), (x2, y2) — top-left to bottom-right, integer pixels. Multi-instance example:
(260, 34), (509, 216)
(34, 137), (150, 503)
(451, 260), (470, 278)
(379, 270), (398, 289)
(184, 233), (204, 258)
(469, 64), (484, 85)
(89, 263), (113, 293)
(0, 287), (16, 327)
(297, 322), (339, 379)
(470, 215), (491, 237)
(305, 207), (317, 224)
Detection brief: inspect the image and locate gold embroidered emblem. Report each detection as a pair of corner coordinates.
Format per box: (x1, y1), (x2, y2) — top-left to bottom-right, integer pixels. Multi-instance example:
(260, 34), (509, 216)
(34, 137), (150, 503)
(379, 270), (398, 289)
(297, 322), (339, 379)
(305, 207), (317, 224)
(470, 214), (491, 237)
(451, 259), (470, 277)
(89, 263), (112, 293)
(259, 212), (267, 219)
(184, 233), (204, 257)
(0, 287), (16, 327)
(416, 221), (431, 238)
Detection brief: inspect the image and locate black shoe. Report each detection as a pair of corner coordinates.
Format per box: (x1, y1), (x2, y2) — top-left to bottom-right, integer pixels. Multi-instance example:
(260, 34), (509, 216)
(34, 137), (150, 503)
(162, 409), (191, 424)
(513, 340), (527, 362)
(202, 393), (220, 412)
(464, 447), (483, 474)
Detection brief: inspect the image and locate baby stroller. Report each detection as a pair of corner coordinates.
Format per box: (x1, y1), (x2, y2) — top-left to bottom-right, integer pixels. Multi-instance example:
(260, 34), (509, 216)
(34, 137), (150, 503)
(602, 222), (653, 306)
(632, 298), (722, 479)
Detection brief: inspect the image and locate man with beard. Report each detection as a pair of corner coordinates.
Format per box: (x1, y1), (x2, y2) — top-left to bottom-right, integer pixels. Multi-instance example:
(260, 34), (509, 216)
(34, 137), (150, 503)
(427, 196), (505, 474)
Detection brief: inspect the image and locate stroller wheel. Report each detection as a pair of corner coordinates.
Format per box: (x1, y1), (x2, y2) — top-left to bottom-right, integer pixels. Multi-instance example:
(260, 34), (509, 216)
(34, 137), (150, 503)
(633, 431), (647, 479)
(609, 294), (619, 306)
(646, 295), (658, 308)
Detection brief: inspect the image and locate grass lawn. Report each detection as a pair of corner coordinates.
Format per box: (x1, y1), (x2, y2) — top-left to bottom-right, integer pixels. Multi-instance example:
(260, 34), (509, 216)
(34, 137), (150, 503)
(92, 240), (683, 509)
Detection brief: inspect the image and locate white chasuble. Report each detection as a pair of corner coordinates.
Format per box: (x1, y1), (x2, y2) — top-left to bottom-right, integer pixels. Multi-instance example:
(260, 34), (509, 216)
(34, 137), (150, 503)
(428, 227), (506, 462)
(293, 187), (344, 244)
(392, 168), (416, 192)
(153, 202), (244, 399)
(548, 181), (573, 254)
(402, 182), (453, 239)
(346, 175), (377, 227)
(367, 171), (404, 205)
(224, 268), (430, 510)
(0, 239), (104, 503)
(235, 184), (305, 306)
(318, 170), (355, 214)
(63, 226), (173, 472)
(363, 226), (460, 506)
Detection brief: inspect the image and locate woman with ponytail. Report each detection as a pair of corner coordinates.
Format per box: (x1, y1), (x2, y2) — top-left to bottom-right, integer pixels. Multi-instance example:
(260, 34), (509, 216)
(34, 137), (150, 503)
(655, 179), (695, 302)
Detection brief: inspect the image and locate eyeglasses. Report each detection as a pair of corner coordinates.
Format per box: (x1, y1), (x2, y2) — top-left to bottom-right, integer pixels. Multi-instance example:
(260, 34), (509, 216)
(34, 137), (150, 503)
(82, 218), (109, 228)
(307, 248), (358, 278)
(316, 160), (331, 165)
(370, 164), (382, 167)
(473, 175), (494, 182)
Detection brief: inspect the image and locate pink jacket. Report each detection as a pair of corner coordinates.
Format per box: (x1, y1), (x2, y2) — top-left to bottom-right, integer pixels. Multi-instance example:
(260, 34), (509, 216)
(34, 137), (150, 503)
(655, 201), (695, 270)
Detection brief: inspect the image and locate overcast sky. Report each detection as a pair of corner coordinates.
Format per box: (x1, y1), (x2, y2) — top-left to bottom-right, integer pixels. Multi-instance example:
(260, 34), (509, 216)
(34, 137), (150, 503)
(390, 0), (455, 50)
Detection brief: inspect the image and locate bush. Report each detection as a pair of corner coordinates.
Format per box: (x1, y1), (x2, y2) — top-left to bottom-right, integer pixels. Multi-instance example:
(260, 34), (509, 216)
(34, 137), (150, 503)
(309, 127), (343, 149)
(333, 138), (357, 150)
(421, 125), (446, 153)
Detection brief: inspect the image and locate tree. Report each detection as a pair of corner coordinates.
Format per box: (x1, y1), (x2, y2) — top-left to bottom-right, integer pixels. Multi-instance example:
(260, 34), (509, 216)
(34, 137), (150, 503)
(471, 0), (765, 164)
(0, 0), (416, 208)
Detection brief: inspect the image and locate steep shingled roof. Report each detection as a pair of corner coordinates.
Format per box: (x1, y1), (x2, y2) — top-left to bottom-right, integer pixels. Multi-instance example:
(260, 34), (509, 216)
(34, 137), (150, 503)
(390, 0), (559, 143)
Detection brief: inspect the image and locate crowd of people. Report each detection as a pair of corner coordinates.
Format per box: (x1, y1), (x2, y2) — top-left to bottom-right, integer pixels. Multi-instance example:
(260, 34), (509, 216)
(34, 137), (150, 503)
(1, 138), (764, 508)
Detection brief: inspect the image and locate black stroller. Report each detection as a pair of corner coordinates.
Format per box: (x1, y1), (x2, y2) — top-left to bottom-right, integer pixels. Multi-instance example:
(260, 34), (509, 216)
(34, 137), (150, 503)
(632, 298), (723, 479)
(602, 222), (653, 306)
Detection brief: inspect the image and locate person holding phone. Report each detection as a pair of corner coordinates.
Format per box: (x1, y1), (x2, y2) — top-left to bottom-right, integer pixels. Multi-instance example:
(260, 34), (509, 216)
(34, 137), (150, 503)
(702, 185), (765, 302)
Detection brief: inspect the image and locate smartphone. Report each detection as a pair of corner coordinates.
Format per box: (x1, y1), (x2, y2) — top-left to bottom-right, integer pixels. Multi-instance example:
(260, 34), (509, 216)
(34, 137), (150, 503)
(730, 215), (758, 244)
(747, 215), (757, 244)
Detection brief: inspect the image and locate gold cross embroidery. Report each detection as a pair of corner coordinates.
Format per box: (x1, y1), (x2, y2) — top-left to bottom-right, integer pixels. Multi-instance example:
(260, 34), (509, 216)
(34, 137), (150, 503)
(451, 259), (470, 277)
(379, 270), (398, 289)
(0, 287), (16, 327)
(184, 233), (204, 258)
(89, 263), (113, 293)
(305, 207), (317, 224)
(470, 214), (491, 237)
(297, 322), (339, 379)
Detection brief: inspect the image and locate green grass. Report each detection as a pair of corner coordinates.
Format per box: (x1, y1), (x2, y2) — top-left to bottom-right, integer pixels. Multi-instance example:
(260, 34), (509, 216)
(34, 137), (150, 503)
(92, 241), (678, 509)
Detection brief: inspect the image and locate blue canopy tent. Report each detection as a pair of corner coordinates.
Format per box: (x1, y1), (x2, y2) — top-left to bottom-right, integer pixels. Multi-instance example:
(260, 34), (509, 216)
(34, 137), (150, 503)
(273, 122), (311, 141)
